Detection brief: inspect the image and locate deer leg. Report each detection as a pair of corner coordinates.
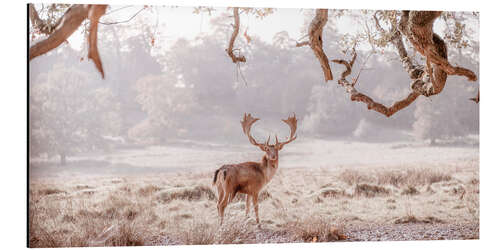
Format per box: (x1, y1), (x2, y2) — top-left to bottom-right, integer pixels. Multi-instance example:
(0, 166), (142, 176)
(245, 194), (251, 217)
(252, 193), (260, 224)
(218, 189), (230, 225)
(216, 188), (223, 213)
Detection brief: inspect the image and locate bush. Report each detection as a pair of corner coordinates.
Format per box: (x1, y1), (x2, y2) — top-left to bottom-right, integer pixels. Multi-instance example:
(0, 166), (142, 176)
(354, 184), (390, 197)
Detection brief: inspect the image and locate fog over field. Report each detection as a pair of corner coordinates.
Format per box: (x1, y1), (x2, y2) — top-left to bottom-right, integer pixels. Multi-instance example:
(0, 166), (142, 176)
(30, 138), (479, 178)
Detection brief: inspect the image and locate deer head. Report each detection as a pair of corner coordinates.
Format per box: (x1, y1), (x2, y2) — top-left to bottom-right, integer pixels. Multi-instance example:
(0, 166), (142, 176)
(240, 113), (297, 162)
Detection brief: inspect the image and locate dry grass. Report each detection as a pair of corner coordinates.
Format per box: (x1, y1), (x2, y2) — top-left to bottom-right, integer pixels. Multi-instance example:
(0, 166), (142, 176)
(339, 170), (375, 186)
(38, 188), (66, 196)
(175, 221), (217, 245)
(354, 184), (390, 197)
(286, 217), (346, 242)
(376, 169), (452, 187)
(340, 168), (452, 188)
(401, 186), (420, 196)
(29, 160), (478, 247)
(394, 215), (446, 224)
(156, 185), (216, 203)
(137, 184), (162, 197)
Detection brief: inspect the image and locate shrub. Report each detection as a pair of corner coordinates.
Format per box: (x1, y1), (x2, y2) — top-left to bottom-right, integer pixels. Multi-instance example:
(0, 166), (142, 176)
(354, 184), (390, 197)
(157, 185), (216, 203)
(285, 217), (346, 242)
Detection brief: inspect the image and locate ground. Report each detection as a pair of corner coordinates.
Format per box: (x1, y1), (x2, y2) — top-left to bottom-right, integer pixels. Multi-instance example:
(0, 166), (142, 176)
(28, 138), (479, 247)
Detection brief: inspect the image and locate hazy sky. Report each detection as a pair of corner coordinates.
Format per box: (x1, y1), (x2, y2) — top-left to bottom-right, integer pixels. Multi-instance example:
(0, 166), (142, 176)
(65, 5), (377, 51)
(62, 4), (477, 55)
(67, 6), (306, 50)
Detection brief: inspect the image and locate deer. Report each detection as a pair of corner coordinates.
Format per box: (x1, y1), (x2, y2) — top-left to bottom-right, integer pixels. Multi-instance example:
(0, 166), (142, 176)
(212, 113), (298, 225)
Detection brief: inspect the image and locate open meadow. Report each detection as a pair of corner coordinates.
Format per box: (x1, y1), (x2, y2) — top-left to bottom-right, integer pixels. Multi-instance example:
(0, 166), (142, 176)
(28, 138), (479, 247)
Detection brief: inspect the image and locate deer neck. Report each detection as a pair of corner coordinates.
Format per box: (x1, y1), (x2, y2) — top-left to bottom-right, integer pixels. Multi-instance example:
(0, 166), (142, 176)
(261, 155), (278, 183)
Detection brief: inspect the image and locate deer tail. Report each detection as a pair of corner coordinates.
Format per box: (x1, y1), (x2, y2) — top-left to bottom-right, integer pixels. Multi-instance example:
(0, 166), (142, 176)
(212, 168), (228, 186)
(213, 168), (220, 185)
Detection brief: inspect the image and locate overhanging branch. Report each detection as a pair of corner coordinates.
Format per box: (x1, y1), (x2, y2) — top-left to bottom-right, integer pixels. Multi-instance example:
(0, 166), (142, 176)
(29, 5), (89, 61)
(306, 9), (333, 82)
(331, 10), (479, 117)
(28, 3), (62, 35)
(29, 4), (108, 79)
(399, 11), (477, 82)
(332, 49), (422, 117)
(226, 7), (246, 63)
(87, 5), (107, 78)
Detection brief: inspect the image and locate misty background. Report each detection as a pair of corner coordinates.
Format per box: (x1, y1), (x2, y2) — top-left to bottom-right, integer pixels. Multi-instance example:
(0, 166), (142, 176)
(28, 6), (479, 168)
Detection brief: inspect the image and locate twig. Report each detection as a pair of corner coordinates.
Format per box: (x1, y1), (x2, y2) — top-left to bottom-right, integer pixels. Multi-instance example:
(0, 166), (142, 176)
(99, 7), (146, 25)
(237, 62), (248, 86)
(102, 5), (133, 16)
(295, 41), (309, 47)
(333, 51), (422, 117)
(353, 51), (374, 86)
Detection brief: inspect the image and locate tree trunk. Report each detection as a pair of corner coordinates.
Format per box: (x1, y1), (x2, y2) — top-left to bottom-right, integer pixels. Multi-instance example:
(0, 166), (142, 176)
(429, 138), (436, 146)
(60, 153), (67, 166)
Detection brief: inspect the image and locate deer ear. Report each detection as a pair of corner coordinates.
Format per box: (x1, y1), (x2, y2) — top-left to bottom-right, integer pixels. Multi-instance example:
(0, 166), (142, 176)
(258, 144), (267, 151)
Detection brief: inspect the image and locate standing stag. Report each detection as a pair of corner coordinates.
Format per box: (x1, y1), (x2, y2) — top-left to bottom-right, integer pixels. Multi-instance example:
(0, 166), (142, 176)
(212, 113), (298, 225)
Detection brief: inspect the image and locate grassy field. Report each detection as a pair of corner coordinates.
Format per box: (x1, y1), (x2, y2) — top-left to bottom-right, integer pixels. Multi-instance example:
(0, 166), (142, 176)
(28, 146), (479, 246)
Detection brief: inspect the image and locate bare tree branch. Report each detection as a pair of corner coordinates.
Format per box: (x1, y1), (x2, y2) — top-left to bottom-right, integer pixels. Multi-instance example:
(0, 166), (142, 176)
(28, 3), (61, 35)
(295, 41), (309, 47)
(306, 9), (333, 82)
(331, 10), (478, 117)
(29, 4), (108, 79)
(331, 14), (427, 117)
(399, 11), (477, 82)
(374, 11), (446, 97)
(333, 48), (422, 117)
(99, 6), (146, 25)
(88, 5), (107, 78)
(29, 5), (90, 61)
(469, 90), (479, 103)
(226, 7), (246, 63)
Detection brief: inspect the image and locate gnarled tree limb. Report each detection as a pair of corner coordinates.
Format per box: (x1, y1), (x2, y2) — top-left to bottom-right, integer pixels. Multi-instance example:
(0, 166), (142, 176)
(28, 4), (62, 35)
(332, 10), (478, 117)
(307, 9), (333, 82)
(226, 7), (246, 63)
(332, 48), (422, 117)
(29, 4), (108, 79)
(399, 11), (477, 82)
(29, 5), (90, 61)
(88, 5), (108, 78)
(332, 13), (429, 117)
(374, 11), (447, 97)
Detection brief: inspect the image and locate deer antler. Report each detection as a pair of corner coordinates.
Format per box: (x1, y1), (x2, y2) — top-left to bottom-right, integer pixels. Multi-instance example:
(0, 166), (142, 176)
(241, 113), (263, 147)
(277, 114), (298, 149)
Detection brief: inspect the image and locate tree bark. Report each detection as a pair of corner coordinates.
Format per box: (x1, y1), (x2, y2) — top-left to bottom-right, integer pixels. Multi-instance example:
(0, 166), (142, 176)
(29, 5), (90, 61)
(28, 4), (62, 35)
(307, 9), (333, 82)
(399, 11), (477, 82)
(330, 11), (478, 117)
(332, 50), (422, 117)
(226, 7), (246, 63)
(87, 5), (108, 78)
(60, 153), (67, 166)
(29, 4), (108, 78)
